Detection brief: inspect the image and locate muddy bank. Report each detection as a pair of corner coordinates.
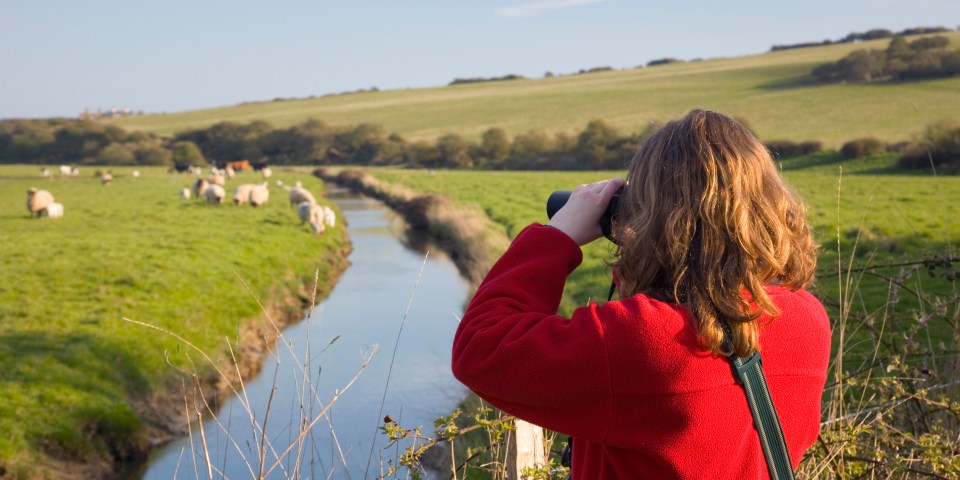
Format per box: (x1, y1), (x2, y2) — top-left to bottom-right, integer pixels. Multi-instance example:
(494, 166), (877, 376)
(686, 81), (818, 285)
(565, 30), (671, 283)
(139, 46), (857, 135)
(314, 167), (509, 285)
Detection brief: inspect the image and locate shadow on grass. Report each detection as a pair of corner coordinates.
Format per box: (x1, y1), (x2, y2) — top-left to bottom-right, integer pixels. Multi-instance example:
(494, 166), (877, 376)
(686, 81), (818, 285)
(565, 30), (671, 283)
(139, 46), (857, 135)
(0, 331), (149, 462)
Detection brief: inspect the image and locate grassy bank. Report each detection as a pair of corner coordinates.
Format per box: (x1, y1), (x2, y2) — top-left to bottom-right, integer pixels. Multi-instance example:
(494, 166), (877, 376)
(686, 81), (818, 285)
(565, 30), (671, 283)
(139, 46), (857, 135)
(0, 165), (349, 478)
(113, 32), (960, 148)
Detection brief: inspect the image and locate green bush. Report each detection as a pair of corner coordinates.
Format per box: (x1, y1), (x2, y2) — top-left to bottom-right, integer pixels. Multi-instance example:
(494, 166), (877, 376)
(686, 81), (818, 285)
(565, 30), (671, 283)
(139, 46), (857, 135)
(840, 137), (886, 159)
(897, 119), (960, 171)
(765, 140), (824, 158)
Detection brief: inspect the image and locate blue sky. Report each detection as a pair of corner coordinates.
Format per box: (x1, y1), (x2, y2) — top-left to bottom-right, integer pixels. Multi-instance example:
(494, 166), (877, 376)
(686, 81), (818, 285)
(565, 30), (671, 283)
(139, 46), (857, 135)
(1, 0), (957, 118)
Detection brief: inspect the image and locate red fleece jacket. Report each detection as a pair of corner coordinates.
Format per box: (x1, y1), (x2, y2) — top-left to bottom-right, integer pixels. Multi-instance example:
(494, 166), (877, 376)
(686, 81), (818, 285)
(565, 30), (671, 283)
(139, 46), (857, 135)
(452, 224), (831, 479)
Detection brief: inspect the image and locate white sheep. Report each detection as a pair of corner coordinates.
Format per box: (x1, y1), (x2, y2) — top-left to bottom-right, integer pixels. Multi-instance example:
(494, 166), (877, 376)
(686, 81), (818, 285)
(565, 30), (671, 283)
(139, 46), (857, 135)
(261, 167), (272, 179)
(40, 168), (50, 178)
(320, 205), (336, 228)
(132, 170), (141, 178)
(297, 201), (325, 235)
(204, 184), (226, 204)
(193, 178), (210, 198)
(41, 202), (64, 218)
(288, 186), (316, 207)
(233, 183), (256, 205)
(249, 183), (269, 207)
(101, 172), (113, 185)
(26, 188), (54, 217)
(209, 173), (225, 186)
(225, 166), (236, 179)
(59, 165), (72, 175)
(180, 187), (191, 200)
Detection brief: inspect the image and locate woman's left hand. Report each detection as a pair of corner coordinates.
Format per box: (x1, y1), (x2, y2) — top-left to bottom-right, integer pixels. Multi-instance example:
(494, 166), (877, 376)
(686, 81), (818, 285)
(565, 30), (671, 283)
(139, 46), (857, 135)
(548, 178), (624, 246)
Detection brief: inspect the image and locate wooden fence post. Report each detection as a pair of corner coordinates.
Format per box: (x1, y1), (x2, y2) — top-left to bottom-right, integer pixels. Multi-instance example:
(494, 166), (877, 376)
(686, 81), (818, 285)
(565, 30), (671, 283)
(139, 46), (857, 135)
(506, 419), (546, 479)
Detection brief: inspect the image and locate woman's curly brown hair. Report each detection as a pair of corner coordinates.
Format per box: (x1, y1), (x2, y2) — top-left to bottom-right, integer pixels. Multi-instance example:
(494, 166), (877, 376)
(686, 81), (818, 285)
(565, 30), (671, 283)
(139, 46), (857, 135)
(614, 109), (818, 357)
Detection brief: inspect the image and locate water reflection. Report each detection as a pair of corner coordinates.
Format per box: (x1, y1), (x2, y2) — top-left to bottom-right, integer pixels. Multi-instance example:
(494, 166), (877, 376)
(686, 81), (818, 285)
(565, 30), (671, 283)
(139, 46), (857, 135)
(139, 187), (470, 479)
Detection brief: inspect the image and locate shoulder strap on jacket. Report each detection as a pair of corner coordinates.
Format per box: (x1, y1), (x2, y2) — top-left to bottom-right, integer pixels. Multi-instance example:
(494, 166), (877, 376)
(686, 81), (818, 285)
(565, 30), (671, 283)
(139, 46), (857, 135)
(720, 320), (796, 480)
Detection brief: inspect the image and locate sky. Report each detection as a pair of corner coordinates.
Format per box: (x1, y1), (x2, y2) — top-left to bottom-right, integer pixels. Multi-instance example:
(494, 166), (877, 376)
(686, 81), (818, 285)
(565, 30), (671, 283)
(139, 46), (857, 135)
(1, 0), (957, 119)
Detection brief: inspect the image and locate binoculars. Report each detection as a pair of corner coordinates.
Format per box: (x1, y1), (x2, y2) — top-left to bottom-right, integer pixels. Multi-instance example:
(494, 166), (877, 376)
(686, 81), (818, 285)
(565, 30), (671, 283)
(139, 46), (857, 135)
(546, 186), (623, 242)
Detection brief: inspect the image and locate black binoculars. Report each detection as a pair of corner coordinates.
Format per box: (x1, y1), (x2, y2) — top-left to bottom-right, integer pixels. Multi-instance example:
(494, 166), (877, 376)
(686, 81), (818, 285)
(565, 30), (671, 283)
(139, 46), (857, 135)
(546, 186), (623, 242)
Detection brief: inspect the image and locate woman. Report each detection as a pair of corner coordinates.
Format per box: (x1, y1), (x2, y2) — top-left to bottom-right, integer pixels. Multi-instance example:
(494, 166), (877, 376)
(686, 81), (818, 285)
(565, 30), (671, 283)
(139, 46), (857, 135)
(451, 109), (831, 478)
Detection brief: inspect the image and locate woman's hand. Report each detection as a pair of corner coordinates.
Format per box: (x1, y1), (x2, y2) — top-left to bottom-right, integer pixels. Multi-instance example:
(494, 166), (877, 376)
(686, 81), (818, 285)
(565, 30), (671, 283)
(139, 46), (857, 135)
(548, 178), (625, 246)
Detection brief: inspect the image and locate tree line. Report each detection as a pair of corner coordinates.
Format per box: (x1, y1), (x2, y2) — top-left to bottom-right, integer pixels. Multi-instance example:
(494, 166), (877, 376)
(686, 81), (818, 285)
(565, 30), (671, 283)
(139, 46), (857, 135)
(770, 26), (954, 52)
(811, 34), (960, 83)
(2, 115), (958, 173)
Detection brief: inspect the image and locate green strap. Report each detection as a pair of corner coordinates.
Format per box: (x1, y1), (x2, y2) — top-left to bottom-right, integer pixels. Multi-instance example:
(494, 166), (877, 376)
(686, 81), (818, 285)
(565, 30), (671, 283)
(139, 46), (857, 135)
(720, 319), (795, 480)
(729, 352), (796, 480)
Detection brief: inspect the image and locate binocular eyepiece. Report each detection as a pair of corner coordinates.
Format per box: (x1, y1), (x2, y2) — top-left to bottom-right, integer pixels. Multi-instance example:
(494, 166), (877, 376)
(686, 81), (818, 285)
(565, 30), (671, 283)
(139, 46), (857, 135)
(546, 186), (623, 242)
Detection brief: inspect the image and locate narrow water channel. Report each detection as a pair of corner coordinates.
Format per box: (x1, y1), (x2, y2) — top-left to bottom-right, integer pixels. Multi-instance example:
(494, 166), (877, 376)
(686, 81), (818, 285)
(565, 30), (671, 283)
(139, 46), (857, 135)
(139, 187), (470, 479)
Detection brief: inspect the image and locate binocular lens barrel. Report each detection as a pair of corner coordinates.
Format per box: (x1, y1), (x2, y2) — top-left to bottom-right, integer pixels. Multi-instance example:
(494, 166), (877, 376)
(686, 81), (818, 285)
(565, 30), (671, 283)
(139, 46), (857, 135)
(545, 187), (622, 241)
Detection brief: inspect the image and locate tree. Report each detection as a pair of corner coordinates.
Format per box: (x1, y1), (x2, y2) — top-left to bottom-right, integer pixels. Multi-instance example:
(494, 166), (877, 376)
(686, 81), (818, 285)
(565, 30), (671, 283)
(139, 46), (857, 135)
(479, 127), (510, 165)
(135, 145), (172, 166)
(172, 141), (206, 166)
(576, 119), (620, 168)
(96, 143), (136, 165)
(436, 134), (473, 168)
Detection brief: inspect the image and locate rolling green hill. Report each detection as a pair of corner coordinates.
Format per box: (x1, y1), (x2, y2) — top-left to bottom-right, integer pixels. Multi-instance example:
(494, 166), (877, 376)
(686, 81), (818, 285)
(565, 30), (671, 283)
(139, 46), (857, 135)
(114, 32), (960, 148)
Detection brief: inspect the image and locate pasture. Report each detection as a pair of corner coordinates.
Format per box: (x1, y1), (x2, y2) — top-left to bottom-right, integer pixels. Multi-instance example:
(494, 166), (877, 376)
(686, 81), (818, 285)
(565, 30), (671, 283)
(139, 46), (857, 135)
(0, 165), (348, 477)
(362, 157), (960, 477)
(113, 32), (960, 148)
(367, 156), (960, 350)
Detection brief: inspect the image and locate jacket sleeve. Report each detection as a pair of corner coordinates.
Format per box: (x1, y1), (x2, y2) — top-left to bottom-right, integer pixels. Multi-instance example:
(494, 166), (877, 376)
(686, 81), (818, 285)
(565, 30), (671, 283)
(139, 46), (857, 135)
(451, 223), (613, 441)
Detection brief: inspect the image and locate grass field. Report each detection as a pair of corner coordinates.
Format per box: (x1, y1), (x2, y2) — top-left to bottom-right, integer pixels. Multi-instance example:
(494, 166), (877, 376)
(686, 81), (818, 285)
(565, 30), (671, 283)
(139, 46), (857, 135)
(113, 33), (960, 148)
(366, 154), (960, 348)
(0, 166), (348, 477)
(362, 157), (960, 477)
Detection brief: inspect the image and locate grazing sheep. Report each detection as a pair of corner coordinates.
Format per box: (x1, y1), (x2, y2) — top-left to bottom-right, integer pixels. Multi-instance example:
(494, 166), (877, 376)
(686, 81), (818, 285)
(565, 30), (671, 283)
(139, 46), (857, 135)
(204, 184), (225, 204)
(261, 167), (272, 179)
(233, 183), (256, 205)
(249, 183), (269, 207)
(132, 170), (141, 178)
(193, 178), (210, 198)
(180, 187), (191, 200)
(288, 186), (316, 207)
(297, 201), (325, 235)
(59, 165), (72, 175)
(71, 167), (79, 176)
(40, 168), (50, 178)
(26, 188), (55, 217)
(209, 173), (225, 186)
(41, 202), (64, 218)
(320, 205), (336, 228)
(101, 172), (113, 185)
(190, 166), (203, 176)
(225, 165), (236, 179)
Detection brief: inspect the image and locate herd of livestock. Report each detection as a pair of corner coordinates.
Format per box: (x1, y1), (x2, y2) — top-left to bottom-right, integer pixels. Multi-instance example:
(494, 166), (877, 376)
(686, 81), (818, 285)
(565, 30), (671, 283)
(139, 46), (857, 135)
(25, 165), (337, 235)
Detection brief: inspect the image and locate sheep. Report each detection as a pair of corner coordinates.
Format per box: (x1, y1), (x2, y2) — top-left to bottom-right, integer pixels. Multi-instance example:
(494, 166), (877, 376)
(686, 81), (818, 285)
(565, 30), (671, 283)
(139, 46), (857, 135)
(297, 201), (325, 235)
(101, 172), (113, 185)
(233, 183), (256, 205)
(25, 188), (55, 217)
(204, 184), (225, 204)
(323, 206), (337, 227)
(209, 173), (225, 186)
(41, 202), (64, 218)
(180, 187), (191, 200)
(225, 165), (236, 179)
(40, 168), (50, 178)
(193, 178), (210, 198)
(132, 170), (141, 178)
(261, 167), (272, 179)
(249, 183), (269, 207)
(288, 186), (316, 207)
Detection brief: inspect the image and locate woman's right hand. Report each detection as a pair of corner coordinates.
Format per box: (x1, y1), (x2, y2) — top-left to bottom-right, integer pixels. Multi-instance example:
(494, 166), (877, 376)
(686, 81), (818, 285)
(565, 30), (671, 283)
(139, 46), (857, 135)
(548, 178), (624, 246)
